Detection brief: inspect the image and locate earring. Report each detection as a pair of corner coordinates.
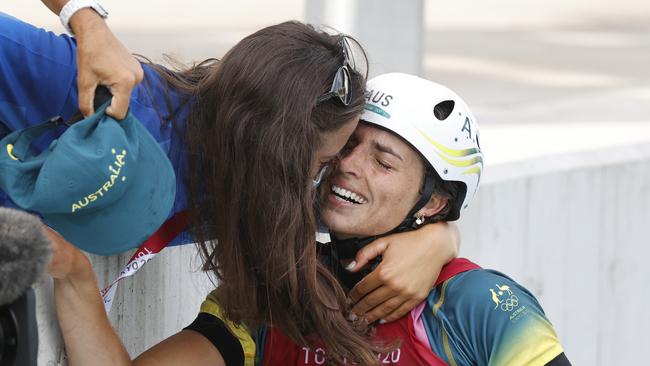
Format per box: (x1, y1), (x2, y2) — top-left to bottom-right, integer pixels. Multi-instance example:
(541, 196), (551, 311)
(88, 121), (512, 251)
(415, 215), (425, 226)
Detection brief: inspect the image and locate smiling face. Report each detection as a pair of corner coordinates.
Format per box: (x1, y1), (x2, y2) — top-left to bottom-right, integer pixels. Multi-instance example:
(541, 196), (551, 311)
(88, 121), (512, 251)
(319, 122), (426, 239)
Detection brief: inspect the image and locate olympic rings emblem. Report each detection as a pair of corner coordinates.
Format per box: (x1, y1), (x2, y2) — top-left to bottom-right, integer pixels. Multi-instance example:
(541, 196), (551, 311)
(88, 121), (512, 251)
(500, 295), (519, 312)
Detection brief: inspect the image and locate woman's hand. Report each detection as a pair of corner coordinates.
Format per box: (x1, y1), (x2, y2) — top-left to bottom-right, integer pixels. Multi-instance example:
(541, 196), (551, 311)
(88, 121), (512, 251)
(347, 222), (460, 323)
(43, 225), (134, 365)
(44, 225), (92, 281)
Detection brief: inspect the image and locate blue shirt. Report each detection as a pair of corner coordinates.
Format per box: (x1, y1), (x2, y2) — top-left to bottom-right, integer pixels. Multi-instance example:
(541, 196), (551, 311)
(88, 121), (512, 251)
(0, 12), (193, 245)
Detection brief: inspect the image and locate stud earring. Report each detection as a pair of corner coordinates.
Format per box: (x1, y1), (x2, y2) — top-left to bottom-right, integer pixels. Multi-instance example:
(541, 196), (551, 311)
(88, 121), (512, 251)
(415, 215), (425, 226)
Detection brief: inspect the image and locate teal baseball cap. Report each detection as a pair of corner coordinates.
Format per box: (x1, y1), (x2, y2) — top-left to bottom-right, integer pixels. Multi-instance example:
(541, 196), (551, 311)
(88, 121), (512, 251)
(0, 103), (176, 255)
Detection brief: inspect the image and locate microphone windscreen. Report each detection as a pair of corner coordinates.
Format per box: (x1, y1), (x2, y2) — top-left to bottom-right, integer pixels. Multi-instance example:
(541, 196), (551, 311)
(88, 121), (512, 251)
(0, 207), (52, 305)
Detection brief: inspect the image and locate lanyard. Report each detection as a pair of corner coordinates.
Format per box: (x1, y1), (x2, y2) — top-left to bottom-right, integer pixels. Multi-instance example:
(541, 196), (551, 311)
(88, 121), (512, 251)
(100, 210), (190, 313)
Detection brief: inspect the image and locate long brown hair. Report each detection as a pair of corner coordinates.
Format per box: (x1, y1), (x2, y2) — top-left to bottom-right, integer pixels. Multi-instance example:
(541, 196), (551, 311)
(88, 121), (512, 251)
(146, 22), (381, 364)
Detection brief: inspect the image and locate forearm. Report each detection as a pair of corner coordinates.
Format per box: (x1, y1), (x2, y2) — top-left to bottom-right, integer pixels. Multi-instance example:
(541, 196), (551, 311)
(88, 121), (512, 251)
(53, 256), (131, 366)
(41, 0), (106, 34)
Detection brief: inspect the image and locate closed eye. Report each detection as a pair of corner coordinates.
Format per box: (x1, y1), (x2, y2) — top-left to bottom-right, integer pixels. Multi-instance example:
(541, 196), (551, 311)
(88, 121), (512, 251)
(377, 159), (392, 170)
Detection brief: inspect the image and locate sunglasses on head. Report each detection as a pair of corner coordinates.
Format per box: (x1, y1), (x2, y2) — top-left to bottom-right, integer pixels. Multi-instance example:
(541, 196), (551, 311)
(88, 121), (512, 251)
(317, 37), (357, 107)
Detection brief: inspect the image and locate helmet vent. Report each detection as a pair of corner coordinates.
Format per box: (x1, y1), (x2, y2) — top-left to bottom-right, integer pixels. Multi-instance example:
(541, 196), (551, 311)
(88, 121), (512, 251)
(434, 100), (455, 121)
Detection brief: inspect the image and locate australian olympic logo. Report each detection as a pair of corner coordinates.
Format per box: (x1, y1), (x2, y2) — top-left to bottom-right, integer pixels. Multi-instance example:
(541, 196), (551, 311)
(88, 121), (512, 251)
(489, 284), (519, 312)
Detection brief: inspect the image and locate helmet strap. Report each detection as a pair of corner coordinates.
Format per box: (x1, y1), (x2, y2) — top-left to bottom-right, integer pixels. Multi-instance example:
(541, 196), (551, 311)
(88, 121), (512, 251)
(396, 171), (436, 231)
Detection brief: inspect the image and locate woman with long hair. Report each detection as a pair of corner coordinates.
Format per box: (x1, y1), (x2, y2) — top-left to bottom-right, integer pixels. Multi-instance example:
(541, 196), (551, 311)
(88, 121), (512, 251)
(1, 8), (460, 366)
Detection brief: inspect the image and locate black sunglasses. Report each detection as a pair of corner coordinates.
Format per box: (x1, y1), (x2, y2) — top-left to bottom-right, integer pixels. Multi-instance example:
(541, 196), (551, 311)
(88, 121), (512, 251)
(317, 37), (356, 107)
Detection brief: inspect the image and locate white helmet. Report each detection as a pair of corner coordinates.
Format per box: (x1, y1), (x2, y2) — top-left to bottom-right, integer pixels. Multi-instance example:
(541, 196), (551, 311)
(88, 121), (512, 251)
(361, 73), (483, 220)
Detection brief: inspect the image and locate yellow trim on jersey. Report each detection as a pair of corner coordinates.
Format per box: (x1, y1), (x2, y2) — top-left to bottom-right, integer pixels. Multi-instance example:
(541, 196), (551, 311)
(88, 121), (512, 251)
(492, 330), (565, 366)
(432, 281), (459, 366)
(201, 293), (256, 366)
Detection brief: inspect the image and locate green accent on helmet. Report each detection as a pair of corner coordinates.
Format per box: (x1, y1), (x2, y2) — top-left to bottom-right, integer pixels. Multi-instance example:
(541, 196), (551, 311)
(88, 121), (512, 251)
(364, 104), (391, 119)
(417, 128), (480, 157)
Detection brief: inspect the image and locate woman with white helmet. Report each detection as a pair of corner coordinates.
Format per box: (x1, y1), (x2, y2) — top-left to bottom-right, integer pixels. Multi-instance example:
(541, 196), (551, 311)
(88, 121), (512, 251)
(318, 72), (569, 365)
(185, 73), (570, 365)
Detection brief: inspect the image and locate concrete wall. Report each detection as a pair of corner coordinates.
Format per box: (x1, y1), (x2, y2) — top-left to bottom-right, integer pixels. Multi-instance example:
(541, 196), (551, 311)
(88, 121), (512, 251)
(458, 141), (650, 364)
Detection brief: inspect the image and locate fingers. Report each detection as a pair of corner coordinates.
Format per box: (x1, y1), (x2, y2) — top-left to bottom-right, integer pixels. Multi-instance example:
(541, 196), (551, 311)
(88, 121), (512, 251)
(104, 63), (142, 120)
(347, 238), (389, 272)
(349, 260), (430, 323)
(78, 79), (135, 120)
(106, 58), (144, 120)
(43, 226), (73, 279)
(381, 299), (422, 323)
(347, 268), (383, 304)
(351, 291), (427, 324)
(362, 297), (409, 324)
(43, 226), (92, 280)
(105, 87), (129, 120)
(77, 77), (98, 117)
(350, 285), (393, 317)
(43, 225), (65, 249)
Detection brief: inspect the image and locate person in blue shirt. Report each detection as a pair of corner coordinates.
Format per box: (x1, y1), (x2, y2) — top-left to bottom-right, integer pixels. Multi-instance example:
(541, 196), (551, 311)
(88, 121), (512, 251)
(2, 7), (463, 365)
